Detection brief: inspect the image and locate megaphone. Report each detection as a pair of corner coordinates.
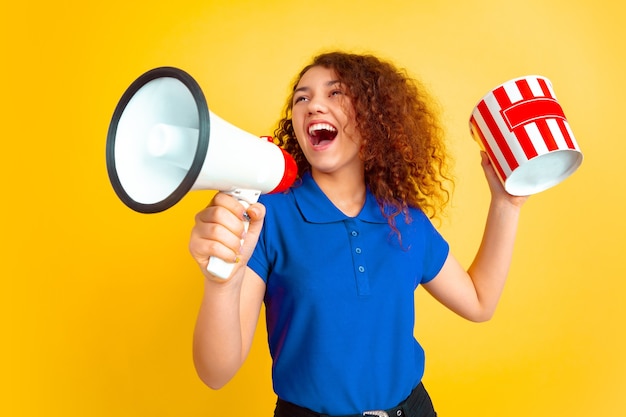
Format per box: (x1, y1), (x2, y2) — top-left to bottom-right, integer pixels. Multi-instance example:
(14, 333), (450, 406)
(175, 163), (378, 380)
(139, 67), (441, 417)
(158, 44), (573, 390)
(106, 66), (298, 278)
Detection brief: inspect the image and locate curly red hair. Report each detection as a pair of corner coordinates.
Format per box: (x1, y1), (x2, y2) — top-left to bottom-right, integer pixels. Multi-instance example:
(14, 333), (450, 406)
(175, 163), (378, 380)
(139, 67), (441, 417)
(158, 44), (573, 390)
(274, 51), (453, 228)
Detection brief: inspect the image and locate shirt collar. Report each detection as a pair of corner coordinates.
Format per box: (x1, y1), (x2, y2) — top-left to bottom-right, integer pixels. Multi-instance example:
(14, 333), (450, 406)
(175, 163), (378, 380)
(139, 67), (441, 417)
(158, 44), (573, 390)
(292, 172), (388, 224)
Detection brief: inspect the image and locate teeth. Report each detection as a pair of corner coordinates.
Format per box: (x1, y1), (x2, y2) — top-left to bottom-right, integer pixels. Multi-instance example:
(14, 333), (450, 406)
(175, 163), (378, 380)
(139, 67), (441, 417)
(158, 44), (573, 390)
(308, 123), (337, 136)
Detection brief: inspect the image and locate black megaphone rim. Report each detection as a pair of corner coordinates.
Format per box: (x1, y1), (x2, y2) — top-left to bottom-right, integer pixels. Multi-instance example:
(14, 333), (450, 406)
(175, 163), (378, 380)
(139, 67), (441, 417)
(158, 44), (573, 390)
(105, 66), (210, 213)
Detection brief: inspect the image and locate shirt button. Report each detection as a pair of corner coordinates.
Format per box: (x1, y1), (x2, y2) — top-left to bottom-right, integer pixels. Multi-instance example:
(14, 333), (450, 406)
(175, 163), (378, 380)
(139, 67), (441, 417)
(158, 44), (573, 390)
(351, 230), (358, 237)
(358, 266), (365, 273)
(355, 248), (362, 254)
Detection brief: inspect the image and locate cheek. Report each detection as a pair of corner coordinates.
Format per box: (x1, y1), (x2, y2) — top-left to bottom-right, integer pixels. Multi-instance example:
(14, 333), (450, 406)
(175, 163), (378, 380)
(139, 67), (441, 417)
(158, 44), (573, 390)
(341, 121), (362, 146)
(290, 110), (305, 135)
(292, 123), (307, 144)
(292, 128), (310, 153)
(295, 134), (307, 150)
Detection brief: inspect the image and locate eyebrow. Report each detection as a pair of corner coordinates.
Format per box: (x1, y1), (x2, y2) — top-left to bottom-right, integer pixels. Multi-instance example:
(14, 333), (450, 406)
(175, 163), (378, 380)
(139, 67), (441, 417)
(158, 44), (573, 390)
(294, 79), (342, 94)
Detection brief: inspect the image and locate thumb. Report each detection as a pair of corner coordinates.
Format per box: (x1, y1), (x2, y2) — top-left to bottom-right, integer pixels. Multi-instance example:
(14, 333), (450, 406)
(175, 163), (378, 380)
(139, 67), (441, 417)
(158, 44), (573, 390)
(240, 202), (266, 259)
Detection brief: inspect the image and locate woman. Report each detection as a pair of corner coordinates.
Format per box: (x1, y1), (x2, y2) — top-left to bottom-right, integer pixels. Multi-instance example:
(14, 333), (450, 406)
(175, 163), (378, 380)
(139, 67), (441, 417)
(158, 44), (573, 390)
(189, 51), (528, 417)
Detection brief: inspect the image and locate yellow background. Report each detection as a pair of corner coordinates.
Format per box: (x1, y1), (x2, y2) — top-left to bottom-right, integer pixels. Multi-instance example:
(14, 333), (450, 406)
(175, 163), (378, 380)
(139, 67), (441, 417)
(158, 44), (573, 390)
(2, 0), (625, 416)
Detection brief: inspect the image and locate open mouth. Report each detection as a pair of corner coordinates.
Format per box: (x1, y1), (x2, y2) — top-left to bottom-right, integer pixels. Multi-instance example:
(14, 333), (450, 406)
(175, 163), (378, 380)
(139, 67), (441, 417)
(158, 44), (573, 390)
(308, 123), (338, 146)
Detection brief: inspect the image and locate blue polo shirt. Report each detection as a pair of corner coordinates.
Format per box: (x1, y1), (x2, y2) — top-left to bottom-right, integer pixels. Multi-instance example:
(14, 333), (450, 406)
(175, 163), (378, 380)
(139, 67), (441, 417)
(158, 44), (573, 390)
(248, 172), (449, 415)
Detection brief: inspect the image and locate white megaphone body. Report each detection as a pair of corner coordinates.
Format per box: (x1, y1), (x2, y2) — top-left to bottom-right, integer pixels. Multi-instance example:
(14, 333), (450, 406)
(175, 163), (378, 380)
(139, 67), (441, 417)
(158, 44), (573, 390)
(106, 67), (297, 279)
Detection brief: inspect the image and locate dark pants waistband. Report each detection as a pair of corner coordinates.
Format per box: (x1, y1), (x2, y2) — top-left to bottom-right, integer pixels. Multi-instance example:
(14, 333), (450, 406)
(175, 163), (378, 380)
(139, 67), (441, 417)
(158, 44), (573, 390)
(274, 382), (437, 417)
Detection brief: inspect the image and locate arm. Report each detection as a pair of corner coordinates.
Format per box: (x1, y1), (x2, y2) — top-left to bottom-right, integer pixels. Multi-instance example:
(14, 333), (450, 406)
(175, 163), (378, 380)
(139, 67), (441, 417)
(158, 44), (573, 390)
(423, 152), (528, 322)
(188, 192), (267, 389)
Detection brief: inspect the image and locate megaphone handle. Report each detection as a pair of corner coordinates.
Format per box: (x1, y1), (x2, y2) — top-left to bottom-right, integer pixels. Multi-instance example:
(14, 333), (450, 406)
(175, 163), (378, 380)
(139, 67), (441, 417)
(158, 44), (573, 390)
(206, 189), (261, 279)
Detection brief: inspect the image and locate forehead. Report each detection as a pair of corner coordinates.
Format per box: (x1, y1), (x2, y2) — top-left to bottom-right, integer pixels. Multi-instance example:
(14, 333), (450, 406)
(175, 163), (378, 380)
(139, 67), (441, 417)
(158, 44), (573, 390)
(296, 66), (339, 89)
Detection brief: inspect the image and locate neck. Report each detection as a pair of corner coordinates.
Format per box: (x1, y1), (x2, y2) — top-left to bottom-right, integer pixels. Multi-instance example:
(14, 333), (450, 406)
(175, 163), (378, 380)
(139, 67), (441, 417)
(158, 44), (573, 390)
(311, 169), (366, 217)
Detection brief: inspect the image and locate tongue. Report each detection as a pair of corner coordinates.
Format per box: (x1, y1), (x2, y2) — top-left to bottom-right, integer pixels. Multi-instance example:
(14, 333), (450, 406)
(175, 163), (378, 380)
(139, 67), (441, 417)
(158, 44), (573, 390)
(312, 129), (336, 145)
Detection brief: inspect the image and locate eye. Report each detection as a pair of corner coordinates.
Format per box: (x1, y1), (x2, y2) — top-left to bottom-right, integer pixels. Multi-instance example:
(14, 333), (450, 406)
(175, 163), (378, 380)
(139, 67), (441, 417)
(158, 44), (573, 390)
(330, 89), (343, 97)
(294, 95), (308, 104)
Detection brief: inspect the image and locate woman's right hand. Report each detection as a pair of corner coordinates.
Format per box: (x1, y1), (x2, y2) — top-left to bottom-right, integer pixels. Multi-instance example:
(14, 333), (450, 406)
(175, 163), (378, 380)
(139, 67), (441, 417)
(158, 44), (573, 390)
(189, 192), (266, 282)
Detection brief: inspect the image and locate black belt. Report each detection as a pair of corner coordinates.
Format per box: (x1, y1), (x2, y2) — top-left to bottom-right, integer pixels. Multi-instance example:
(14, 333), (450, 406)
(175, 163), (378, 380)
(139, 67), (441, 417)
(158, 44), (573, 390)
(274, 382), (436, 417)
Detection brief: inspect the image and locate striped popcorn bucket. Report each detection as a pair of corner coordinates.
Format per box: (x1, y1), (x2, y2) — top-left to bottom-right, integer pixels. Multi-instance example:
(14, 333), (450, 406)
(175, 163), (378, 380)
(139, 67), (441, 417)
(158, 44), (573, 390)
(469, 75), (583, 195)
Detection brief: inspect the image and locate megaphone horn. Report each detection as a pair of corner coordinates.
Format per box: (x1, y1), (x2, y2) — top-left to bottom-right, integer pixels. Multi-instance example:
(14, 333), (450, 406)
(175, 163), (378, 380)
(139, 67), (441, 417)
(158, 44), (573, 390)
(106, 66), (298, 278)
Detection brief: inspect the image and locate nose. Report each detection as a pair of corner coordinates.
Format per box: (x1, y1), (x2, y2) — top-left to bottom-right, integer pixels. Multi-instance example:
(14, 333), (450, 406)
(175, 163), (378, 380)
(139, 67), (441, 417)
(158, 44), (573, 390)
(307, 96), (328, 114)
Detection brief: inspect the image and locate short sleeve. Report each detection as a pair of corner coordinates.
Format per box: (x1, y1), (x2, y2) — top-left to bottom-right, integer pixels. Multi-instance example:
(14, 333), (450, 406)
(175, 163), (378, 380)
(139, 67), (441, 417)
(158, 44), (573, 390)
(419, 215), (450, 284)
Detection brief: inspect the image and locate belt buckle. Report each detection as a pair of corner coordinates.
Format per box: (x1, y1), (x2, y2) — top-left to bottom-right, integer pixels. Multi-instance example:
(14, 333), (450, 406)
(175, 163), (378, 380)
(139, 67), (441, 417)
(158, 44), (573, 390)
(363, 411), (389, 417)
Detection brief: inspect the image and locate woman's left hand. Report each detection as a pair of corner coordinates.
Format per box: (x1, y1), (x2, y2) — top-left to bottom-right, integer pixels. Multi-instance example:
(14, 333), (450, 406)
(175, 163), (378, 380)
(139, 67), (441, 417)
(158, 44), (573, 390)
(480, 151), (529, 208)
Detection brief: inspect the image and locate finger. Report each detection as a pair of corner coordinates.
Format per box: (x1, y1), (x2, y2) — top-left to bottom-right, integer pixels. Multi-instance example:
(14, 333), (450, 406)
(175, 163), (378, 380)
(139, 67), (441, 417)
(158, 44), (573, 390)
(198, 203), (245, 238)
(208, 192), (248, 219)
(190, 219), (243, 264)
(245, 202), (266, 224)
(479, 152), (499, 183)
(236, 202), (266, 260)
(190, 205), (246, 269)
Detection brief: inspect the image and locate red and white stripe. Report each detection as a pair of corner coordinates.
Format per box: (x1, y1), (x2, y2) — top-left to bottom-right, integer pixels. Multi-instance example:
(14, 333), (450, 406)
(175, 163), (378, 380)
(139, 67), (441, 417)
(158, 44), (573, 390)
(469, 76), (581, 183)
